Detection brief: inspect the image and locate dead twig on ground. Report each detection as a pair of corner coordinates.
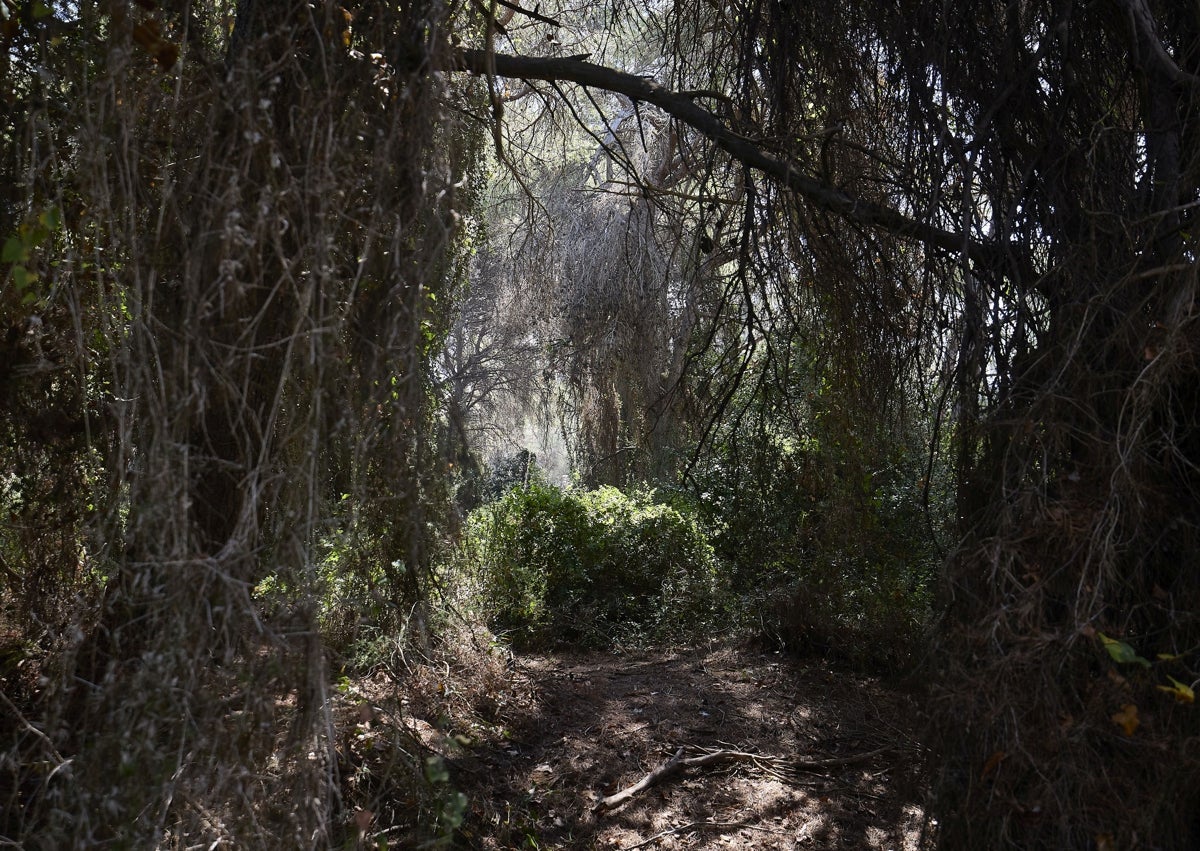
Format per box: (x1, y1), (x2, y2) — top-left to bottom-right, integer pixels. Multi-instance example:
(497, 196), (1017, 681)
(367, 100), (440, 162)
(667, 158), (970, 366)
(594, 746), (790, 812)
(595, 741), (897, 812)
(594, 747), (686, 812)
(624, 819), (786, 849)
(794, 744), (893, 772)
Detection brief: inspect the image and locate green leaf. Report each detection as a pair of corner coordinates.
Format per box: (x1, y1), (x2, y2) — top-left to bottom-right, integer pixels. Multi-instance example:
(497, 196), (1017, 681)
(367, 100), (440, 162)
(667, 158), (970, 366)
(2, 236), (26, 264)
(424, 755), (450, 784)
(12, 265), (34, 291)
(39, 206), (61, 232)
(1098, 632), (1151, 668)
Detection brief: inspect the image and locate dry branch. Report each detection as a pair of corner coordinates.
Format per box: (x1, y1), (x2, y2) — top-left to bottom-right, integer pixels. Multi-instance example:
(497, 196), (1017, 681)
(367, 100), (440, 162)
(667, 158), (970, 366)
(594, 747), (684, 812)
(493, 0), (561, 27)
(794, 744), (892, 772)
(594, 741), (897, 813)
(593, 747), (787, 812)
(453, 49), (1010, 268)
(625, 819), (786, 849)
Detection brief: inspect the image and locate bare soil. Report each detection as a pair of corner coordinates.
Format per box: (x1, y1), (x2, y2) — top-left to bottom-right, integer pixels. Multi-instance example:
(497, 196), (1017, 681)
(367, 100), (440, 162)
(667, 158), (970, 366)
(339, 641), (932, 849)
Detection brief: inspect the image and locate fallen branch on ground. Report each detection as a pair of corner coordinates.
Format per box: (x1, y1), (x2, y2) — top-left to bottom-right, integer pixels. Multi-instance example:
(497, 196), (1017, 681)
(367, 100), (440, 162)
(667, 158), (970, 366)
(593, 747), (783, 812)
(794, 744), (892, 772)
(624, 819), (786, 849)
(594, 743), (895, 812)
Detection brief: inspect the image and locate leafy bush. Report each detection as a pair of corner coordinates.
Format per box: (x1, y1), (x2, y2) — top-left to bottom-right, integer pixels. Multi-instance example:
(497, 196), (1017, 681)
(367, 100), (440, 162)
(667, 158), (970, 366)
(687, 396), (945, 671)
(456, 483), (725, 648)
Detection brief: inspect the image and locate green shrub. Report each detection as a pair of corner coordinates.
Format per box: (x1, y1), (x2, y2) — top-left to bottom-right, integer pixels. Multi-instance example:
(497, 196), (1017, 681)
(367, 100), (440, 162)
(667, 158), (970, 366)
(456, 483), (725, 648)
(687, 412), (943, 671)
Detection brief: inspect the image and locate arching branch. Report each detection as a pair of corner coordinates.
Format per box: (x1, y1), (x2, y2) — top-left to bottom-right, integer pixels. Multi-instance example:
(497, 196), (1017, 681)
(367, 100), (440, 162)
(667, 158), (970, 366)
(453, 49), (1011, 269)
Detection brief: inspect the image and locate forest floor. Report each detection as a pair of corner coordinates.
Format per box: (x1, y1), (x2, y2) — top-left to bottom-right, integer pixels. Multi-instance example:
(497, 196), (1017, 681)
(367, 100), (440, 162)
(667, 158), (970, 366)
(340, 640), (933, 849)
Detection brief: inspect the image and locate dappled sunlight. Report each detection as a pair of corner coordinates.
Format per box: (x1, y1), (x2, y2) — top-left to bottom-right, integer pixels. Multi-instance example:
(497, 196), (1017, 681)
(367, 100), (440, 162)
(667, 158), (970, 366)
(372, 642), (930, 849)
(5, 0), (1195, 845)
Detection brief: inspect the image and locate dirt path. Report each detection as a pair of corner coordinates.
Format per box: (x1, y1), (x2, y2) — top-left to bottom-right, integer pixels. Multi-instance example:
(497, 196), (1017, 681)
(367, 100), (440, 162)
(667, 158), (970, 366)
(426, 643), (931, 849)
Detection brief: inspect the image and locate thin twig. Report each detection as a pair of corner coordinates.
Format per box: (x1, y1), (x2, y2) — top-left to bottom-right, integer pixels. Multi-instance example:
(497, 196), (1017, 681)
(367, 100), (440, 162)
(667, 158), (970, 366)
(794, 745), (893, 772)
(0, 689), (65, 766)
(624, 820), (785, 849)
(595, 747), (790, 812)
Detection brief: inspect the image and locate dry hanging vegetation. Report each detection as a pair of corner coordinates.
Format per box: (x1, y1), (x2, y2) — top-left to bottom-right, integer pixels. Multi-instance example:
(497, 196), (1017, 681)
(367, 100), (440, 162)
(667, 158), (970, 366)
(699, 3), (1200, 845)
(452, 1), (1200, 846)
(2, 0), (475, 843)
(881, 8), (1200, 847)
(2, 0), (1199, 849)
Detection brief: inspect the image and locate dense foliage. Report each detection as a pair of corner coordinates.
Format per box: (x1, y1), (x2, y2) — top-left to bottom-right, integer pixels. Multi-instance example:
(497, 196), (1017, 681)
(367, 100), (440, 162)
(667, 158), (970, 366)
(458, 483), (724, 648)
(690, 404), (941, 669)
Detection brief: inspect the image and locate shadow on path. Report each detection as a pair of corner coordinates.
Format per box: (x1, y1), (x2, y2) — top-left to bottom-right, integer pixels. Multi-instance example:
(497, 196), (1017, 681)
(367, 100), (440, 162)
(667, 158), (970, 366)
(449, 643), (931, 850)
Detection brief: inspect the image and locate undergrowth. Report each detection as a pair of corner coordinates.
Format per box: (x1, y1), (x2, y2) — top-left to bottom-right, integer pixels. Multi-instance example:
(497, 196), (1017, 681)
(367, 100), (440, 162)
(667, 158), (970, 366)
(449, 483), (726, 649)
(439, 473), (935, 673)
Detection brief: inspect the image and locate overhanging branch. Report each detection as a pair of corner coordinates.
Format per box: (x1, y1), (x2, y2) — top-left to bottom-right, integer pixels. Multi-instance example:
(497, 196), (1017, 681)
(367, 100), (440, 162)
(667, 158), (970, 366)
(454, 49), (1005, 268)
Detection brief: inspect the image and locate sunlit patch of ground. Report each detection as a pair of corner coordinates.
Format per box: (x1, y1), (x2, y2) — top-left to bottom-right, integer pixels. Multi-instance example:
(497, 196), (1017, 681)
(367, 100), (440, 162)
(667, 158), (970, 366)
(339, 642), (932, 849)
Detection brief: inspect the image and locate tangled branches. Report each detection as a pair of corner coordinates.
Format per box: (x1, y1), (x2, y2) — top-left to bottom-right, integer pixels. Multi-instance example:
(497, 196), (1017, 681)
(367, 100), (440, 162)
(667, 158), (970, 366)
(2, 0), (472, 844)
